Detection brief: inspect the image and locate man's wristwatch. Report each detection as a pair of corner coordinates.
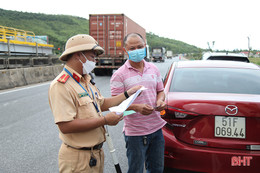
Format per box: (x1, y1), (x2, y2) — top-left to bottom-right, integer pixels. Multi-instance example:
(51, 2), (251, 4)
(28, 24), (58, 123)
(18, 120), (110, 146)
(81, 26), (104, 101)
(124, 91), (129, 98)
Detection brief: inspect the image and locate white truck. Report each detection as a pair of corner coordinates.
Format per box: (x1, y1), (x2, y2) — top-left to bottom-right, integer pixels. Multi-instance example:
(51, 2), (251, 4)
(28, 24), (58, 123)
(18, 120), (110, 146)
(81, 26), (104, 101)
(166, 50), (173, 59)
(151, 47), (166, 62)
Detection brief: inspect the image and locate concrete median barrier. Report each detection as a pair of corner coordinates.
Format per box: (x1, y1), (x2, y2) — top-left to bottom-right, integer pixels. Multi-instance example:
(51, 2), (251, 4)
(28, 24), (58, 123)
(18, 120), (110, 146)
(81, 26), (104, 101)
(0, 65), (64, 90)
(53, 65), (64, 76)
(0, 68), (27, 90)
(23, 67), (43, 85)
(0, 70), (15, 90)
(10, 68), (27, 87)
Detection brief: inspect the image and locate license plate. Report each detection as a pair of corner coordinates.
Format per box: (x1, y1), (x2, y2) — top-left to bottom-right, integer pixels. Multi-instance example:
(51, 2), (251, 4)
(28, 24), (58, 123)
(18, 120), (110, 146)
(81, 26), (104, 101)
(215, 116), (245, 139)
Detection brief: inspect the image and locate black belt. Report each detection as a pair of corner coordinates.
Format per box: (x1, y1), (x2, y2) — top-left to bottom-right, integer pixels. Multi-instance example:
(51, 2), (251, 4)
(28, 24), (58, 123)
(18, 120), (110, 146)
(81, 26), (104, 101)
(65, 142), (103, 150)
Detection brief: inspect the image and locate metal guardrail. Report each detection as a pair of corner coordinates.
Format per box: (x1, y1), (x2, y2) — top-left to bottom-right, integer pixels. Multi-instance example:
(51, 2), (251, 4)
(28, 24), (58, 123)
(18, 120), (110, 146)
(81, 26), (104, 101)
(7, 57), (31, 69)
(0, 58), (5, 69)
(0, 57), (61, 69)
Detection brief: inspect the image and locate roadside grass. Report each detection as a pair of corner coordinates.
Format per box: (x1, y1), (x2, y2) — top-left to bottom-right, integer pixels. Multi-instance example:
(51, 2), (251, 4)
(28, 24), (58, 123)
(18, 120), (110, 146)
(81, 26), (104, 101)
(185, 56), (201, 60)
(249, 57), (260, 66)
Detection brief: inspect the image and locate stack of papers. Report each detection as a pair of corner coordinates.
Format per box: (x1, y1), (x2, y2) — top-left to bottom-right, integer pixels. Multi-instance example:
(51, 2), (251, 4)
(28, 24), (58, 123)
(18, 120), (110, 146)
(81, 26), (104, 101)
(109, 87), (147, 115)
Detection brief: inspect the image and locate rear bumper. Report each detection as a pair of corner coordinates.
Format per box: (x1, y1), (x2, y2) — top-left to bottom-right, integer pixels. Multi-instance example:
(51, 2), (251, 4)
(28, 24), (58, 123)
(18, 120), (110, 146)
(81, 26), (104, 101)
(163, 127), (260, 173)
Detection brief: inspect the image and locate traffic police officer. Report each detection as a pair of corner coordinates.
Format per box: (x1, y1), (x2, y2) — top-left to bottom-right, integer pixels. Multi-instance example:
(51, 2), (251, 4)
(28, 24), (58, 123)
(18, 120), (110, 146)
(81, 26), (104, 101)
(48, 34), (141, 173)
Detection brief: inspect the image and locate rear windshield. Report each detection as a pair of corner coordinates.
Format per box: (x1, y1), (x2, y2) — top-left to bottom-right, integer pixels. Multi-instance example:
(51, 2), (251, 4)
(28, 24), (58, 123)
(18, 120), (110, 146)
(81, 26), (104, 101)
(208, 56), (249, 62)
(170, 68), (260, 94)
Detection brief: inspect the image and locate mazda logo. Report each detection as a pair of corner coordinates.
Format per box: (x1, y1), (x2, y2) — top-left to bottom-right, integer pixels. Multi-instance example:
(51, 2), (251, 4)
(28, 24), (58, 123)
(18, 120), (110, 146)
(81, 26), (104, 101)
(225, 105), (238, 115)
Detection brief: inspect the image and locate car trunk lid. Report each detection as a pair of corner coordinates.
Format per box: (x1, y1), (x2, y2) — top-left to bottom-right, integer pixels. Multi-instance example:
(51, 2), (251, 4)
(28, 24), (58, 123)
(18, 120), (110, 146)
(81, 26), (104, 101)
(165, 92), (260, 150)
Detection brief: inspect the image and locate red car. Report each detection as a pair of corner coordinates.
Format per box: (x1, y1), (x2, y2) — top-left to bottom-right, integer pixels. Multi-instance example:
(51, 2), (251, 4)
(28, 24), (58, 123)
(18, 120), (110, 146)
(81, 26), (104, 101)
(162, 60), (260, 173)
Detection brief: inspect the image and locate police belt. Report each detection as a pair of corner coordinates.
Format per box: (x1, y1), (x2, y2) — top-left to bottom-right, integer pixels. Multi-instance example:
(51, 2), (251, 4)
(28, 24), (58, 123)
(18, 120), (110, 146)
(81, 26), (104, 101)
(65, 142), (103, 150)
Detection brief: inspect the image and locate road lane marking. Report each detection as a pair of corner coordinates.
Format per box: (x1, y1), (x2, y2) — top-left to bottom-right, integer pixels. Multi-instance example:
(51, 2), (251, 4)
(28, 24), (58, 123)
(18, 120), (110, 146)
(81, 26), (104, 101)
(0, 82), (51, 95)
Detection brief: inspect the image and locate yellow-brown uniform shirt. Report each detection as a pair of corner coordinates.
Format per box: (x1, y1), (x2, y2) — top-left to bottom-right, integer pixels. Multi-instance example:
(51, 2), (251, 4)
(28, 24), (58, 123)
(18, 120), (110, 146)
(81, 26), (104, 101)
(48, 65), (105, 148)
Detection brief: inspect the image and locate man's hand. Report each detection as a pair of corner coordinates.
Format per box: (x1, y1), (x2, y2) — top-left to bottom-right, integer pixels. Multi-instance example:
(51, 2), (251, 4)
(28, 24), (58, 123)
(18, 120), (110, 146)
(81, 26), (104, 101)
(154, 100), (166, 111)
(104, 112), (123, 126)
(135, 104), (154, 115)
(127, 85), (143, 96)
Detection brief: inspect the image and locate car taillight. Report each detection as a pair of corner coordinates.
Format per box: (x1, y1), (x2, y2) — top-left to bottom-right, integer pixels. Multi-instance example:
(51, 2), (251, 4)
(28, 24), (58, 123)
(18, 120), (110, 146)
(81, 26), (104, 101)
(161, 106), (199, 119)
(160, 110), (166, 116)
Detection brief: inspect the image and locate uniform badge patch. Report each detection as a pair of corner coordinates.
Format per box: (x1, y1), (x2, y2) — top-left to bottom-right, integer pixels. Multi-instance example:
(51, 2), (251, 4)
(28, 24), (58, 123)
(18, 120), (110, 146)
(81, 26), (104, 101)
(73, 73), (80, 83)
(78, 92), (89, 98)
(57, 74), (70, 83)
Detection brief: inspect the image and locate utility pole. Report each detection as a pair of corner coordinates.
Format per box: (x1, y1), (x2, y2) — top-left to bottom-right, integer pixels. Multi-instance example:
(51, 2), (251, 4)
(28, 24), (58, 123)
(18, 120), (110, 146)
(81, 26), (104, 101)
(212, 41), (215, 51)
(247, 36), (250, 58)
(207, 41), (215, 52)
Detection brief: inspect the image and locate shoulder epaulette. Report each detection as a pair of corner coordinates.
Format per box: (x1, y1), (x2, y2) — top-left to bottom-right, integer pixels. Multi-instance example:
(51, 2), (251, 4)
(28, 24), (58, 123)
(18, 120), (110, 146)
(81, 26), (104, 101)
(57, 74), (70, 83)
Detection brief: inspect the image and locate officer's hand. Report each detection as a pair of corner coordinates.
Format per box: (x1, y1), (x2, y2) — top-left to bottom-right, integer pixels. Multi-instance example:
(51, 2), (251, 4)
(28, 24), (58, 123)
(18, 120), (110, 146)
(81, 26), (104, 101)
(104, 112), (123, 126)
(154, 100), (166, 111)
(136, 104), (154, 115)
(127, 85), (143, 96)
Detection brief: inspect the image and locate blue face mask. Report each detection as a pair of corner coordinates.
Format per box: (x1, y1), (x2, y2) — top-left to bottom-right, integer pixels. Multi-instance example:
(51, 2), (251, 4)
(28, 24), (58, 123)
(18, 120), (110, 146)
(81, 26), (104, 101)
(127, 47), (146, 62)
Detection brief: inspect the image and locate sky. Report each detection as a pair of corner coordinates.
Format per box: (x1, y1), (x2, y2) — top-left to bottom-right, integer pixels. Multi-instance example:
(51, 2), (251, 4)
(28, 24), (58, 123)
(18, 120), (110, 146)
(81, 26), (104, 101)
(1, 0), (259, 51)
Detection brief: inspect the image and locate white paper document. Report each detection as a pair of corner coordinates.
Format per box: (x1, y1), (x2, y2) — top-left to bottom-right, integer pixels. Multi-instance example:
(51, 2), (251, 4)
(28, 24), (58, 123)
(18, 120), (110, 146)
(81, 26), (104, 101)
(109, 87), (147, 114)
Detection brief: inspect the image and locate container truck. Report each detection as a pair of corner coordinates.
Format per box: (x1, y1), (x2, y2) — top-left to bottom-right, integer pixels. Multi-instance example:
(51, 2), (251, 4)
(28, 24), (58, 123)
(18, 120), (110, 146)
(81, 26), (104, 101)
(89, 14), (146, 76)
(151, 47), (166, 62)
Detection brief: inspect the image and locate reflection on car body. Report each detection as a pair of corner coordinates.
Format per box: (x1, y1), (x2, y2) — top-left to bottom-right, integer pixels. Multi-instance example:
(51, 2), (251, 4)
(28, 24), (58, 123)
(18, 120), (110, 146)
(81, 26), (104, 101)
(202, 52), (250, 63)
(162, 60), (260, 173)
